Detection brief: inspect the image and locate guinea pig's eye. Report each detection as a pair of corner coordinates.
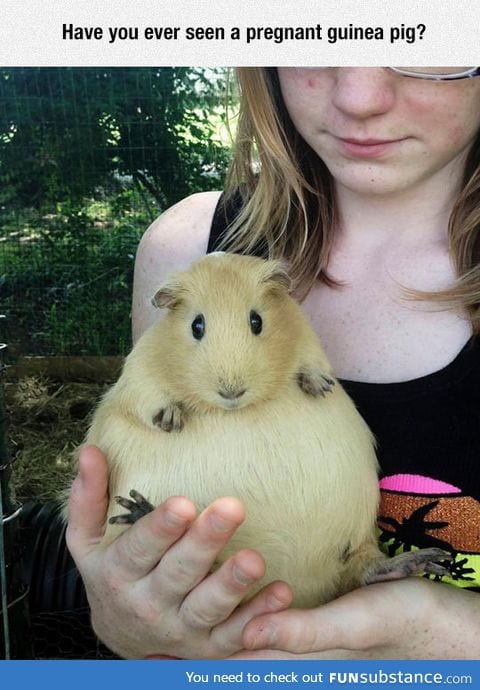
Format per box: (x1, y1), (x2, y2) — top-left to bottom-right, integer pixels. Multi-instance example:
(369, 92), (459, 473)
(191, 314), (205, 340)
(249, 310), (263, 335)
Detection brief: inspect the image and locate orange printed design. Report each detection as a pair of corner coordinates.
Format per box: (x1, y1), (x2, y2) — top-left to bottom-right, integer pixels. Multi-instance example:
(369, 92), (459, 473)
(378, 475), (480, 590)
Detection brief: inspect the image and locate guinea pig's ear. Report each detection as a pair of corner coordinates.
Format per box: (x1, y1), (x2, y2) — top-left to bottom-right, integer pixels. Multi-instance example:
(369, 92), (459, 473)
(151, 280), (183, 310)
(261, 260), (292, 294)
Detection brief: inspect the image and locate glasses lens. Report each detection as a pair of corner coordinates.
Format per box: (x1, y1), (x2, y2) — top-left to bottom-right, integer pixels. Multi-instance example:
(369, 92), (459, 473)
(394, 67), (475, 76)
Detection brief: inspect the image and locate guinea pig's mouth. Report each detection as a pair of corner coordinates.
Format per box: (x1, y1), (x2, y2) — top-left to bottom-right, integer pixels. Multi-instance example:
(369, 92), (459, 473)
(216, 387), (249, 410)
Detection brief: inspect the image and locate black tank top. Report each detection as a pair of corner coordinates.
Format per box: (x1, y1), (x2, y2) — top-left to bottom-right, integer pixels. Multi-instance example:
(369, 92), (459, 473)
(209, 192), (480, 591)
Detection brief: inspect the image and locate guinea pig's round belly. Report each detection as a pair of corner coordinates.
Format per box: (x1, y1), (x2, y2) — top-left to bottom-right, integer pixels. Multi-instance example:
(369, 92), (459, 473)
(107, 386), (379, 603)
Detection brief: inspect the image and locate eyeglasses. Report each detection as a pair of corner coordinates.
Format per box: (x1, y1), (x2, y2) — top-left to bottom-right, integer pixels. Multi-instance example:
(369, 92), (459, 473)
(390, 67), (480, 80)
(297, 67), (480, 81)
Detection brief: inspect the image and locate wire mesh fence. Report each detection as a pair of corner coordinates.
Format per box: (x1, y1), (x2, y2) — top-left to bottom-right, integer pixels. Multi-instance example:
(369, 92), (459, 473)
(0, 67), (232, 358)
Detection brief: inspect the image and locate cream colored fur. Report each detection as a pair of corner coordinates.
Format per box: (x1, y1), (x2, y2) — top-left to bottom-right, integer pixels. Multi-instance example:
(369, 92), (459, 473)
(83, 254), (382, 607)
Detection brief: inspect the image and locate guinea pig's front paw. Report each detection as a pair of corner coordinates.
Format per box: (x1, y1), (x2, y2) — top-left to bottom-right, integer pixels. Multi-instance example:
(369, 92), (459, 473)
(109, 490), (155, 525)
(152, 402), (185, 432)
(297, 368), (336, 397)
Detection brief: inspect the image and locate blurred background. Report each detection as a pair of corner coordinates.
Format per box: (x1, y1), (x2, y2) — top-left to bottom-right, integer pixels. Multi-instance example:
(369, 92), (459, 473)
(1, 67), (233, 358)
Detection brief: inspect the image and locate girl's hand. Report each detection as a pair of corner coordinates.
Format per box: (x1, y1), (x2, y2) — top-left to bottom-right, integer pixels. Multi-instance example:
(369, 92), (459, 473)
(66, 445), (293, 659)
(232, 576), (480, 659)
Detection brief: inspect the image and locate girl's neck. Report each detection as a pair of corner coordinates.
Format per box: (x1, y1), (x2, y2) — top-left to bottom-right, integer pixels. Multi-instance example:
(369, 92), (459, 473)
(333, 171), (460, 252)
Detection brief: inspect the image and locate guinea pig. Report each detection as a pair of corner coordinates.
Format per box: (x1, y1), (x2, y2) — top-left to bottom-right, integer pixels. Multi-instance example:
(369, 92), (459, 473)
(81, 253), (450, 607)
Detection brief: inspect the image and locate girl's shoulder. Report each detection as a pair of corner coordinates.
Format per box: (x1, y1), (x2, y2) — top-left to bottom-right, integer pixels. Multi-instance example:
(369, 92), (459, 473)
(132, 191), (222, 341)
(140, 191), (223, 256)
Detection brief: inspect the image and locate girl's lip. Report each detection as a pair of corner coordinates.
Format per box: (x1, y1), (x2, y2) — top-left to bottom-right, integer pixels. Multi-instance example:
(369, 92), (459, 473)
(341, 137), (396, 145)
(335, 136), (405, 158)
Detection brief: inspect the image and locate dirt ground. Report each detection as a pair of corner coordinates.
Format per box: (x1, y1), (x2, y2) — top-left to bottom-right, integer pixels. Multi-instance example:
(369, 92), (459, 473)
(5, 376), (108, 503)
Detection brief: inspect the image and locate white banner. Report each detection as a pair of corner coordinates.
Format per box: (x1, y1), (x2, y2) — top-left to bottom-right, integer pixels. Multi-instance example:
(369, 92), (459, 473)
(1, 0), (478, 66)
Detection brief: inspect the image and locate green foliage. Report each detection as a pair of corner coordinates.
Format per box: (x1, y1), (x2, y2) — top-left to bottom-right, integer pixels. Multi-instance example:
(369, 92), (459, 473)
(0, 67), (232, 208)
(1, 196), (146, 355)
(0, 67), (234, 356)
(0, 67), (232, 209)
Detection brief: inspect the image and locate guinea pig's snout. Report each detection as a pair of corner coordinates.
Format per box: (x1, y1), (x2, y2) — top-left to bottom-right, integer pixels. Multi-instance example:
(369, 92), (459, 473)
(218, 386), (246, 400)
(216, 371), (249, 408)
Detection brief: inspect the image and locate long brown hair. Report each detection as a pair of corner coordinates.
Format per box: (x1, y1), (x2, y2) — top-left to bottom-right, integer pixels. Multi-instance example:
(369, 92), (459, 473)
(221, 67), (480, 332)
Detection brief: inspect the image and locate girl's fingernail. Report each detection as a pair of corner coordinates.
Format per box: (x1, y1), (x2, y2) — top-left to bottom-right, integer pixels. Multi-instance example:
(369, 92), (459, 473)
(232, 564), (255, 585)
(267, 593), (287, 610)
(210, 512), (233, 533)
(165, 509), (187, 527)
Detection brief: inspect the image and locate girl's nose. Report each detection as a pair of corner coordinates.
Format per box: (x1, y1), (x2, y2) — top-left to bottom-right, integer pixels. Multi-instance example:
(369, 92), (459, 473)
(330, 68), (397, 120)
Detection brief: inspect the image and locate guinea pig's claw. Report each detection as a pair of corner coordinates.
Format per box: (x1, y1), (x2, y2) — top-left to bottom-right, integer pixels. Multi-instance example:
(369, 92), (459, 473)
(363, 547), (454, 585)
(109, 490), (155, 525)
(297, 369), (336, 397)
(152, 402), (185, 432)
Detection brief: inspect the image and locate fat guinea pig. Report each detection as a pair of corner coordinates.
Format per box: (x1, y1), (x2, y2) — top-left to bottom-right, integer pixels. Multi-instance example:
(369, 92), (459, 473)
(80, 253), (450, 607)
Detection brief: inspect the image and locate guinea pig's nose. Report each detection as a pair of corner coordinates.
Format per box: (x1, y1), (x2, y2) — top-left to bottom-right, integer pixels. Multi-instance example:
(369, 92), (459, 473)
(218, 388), (246, 400)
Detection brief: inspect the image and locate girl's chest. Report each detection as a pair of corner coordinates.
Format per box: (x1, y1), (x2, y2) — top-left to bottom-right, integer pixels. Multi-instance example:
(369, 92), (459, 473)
(301, 271), (471, 384)
(302, 243), (471, 383)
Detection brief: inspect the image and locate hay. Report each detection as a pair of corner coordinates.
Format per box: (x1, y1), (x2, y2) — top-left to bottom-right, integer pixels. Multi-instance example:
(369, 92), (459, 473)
(5, 376), (107, 503)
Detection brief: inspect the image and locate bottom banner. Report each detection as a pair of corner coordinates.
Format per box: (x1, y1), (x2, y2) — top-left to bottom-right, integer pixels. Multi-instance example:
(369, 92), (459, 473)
(0, 660), (478, 690)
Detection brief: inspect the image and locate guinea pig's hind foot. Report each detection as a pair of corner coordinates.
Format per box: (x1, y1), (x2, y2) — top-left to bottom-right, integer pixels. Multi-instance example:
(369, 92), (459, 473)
(363, 547), (454, 585)
(109, 489), (155, 524)
(296, 368), (335, 397)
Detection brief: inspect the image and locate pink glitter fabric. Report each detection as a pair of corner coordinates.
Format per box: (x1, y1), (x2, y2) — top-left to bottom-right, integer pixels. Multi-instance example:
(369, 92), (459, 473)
(380, 474), (462, 495)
